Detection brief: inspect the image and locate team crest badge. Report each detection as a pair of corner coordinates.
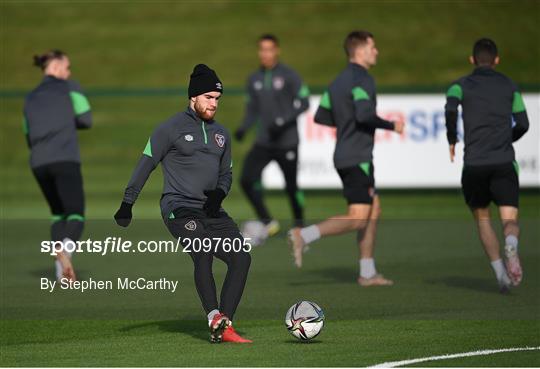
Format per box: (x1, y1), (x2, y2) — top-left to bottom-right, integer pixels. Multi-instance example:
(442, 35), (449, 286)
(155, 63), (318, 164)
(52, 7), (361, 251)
(185, 134), (193, 142)
(185, 220), (197, 231)
(273, 77), (285, 90)
(215, 133), (225, 148)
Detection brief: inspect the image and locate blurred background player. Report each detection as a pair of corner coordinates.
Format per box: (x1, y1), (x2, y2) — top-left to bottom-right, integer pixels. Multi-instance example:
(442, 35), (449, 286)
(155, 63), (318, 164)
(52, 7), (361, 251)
(23, 50), (92, 282)
(445, 38), (529, 292)
(114, 64), (252, 343)
(288, 31), (404, 286)
(235, 34), (310, 236)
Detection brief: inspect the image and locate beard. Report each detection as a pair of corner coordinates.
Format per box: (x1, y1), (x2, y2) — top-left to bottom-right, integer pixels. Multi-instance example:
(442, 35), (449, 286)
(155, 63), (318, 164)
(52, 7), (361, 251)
(193, 100), (216, 121)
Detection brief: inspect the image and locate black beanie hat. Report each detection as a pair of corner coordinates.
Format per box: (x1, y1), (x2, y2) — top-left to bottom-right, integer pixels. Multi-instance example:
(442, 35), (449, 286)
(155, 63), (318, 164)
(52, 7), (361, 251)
(188, 64), (223, 98)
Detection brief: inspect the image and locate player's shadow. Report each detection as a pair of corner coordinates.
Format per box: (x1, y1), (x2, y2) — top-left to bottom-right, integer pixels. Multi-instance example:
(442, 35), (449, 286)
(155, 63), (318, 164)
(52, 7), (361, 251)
(120, 317), (250, 342)
(120, 318), (207, 341)
(426, 276), (499, 293)
(289, 266), (357, 286)
(30, 268), (90, 281)
(283, 339), (324, 344)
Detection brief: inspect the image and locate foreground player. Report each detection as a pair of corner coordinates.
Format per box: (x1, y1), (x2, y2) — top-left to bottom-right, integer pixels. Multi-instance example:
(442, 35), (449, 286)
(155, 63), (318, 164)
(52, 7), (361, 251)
(114, 64), (252, 343)
(24, 50), (93, 281)
(235, 34), (310, 234)
(445, 38), (529, 292)
(288, 31), (404, 286)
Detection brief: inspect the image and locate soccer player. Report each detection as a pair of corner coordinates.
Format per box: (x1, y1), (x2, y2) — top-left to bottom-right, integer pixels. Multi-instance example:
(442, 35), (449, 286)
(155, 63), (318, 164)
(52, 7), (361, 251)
(235, 34), (310, 234)
(24, 50), (92, 282)
(114, 64), (252, 343)
(287, 31), (404, 286)
(445, 38), (529, 292)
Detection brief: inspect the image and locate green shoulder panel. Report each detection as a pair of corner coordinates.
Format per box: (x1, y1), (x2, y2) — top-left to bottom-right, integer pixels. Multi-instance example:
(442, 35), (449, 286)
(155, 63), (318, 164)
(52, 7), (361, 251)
(320, 90), (332, 109)
(69, 91), (91, 115)
(298, 84), (310, 98)
(352, 86), (370, 101)
(446, 84), (463, 100)
(512, 92), (526, 113)
(143, 137), (153, 157)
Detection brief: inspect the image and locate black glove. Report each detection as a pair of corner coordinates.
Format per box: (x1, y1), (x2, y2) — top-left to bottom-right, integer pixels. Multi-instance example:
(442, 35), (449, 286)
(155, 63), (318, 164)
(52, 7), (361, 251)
(203, 188), (226, 218)
(234, 128), (246, 141)
(114, 201), (133, 227)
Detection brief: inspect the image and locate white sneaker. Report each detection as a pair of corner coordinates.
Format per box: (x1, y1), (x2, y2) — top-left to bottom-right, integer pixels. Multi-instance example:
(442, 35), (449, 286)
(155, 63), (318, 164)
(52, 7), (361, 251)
(265, 220), (280, 237)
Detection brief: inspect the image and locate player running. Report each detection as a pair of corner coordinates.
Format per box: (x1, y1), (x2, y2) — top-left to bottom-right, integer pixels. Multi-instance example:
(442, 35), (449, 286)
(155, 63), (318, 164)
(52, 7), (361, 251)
(287, 31), (404, 286)
(444, 38), (529, 293)
(24, 50), (92, 282)
(114, 64), (252, 343)
(235, 34), (310, 235)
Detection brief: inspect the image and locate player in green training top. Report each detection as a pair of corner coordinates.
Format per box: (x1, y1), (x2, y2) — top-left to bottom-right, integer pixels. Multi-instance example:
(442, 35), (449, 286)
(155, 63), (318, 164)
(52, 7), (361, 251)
(445, 38), (529, 293)
(288, 31), (404, 286)
(115, 64), (252, 343)
(24, 50), (92, 282)
(235, 34), (310, 237)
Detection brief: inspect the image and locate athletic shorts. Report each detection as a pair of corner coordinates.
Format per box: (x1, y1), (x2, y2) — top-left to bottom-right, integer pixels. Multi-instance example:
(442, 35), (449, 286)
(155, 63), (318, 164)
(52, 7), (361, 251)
(32, 161), (85, 218)
(336, 162), (376, 205)
(165, 208), (243, 250)
(461, 161), (519, 209)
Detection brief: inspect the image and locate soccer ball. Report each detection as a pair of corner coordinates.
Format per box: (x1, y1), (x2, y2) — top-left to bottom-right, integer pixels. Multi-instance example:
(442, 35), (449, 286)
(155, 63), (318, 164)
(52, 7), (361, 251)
(241, 220), (268, 247)
(285, 301), (325, 341)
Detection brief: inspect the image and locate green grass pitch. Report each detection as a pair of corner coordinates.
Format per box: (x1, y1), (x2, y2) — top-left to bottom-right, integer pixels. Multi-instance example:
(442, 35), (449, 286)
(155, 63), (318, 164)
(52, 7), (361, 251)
(1, 1), (539, 367)
(1, 193), (539, 366)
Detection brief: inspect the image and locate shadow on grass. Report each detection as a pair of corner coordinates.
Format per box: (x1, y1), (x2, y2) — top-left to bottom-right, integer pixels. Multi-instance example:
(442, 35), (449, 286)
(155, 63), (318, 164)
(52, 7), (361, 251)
(426, 276), (499, 293)
(30, 268), (90, 281)
(120, 318), (252, 343)
(120, 319), (207, 342)
(283, 339), (324, 344)
(288, 266), (357, 286)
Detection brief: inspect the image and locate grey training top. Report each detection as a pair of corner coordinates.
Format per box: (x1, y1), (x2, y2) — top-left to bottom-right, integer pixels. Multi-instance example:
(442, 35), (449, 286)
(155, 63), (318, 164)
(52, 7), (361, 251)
(445, 66), (529, 166)
(23, 76), (92, 168)
(122, 107), (232, 220)
(314, 62), (394, 169)
(239, 62), (310, 149)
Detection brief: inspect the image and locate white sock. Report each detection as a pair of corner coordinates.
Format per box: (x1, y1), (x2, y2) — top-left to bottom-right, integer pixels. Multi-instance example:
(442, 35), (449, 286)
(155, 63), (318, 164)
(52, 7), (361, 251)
(490, 259), (506, 281)
(207, 309), (220, 326)
(300, 225), (320, 244)
(360, 258), (376, 279)
(55, 260), (63, 281)
(505, 235), (518, 249)
(62, 238), (74, 258)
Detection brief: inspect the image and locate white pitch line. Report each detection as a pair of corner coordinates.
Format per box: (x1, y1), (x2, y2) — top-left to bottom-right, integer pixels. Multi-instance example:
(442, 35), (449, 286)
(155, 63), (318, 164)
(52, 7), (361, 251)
(368, 346), (540, 368)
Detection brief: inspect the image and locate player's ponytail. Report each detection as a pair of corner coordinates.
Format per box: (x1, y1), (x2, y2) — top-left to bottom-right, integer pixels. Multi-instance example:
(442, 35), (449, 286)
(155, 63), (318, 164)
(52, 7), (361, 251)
(33, 50), (66, 70)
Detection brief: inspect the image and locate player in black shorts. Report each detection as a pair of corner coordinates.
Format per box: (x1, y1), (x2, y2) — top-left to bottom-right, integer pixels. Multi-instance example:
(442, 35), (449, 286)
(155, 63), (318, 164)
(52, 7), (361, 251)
(115, 64), (251, 343)
(287, 31), (404, 286)
(24, 50), (93, 281)
(445, 38), (529, 292)
(235, 34), (310, 235)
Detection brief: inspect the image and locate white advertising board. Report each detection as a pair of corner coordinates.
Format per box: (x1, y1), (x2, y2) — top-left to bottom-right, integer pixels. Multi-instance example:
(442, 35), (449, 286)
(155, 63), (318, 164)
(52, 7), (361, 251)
(262, 94), (539, 188)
